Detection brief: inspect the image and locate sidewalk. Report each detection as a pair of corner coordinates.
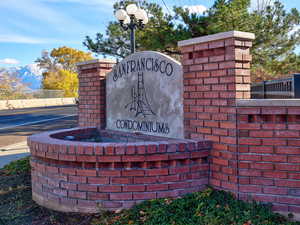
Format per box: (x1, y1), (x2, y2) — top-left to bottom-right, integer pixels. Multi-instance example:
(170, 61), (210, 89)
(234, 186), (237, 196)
(0, 141), (30, 168)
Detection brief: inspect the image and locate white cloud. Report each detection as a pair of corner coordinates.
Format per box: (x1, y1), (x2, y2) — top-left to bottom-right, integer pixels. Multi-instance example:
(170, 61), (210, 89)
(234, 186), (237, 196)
(0, 0), (97, 33)
(250, 0), (274, 11)
(0, 58), (20, 65)
(184, 5), (207, 14)
(41, 0), (113, 7)
(290, 25), (300, 35)
(0, 34), (61, 44)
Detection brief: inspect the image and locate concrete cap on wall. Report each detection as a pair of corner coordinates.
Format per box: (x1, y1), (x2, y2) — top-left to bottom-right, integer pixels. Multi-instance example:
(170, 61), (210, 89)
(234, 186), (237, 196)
(237, 99), (300, 107)
(178, 30), (255, 47)
(76, 58), (116, 66)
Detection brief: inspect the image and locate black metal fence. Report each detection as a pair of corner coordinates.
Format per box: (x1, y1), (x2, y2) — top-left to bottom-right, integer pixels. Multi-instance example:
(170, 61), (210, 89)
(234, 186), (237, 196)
(251, 74), (300, 99)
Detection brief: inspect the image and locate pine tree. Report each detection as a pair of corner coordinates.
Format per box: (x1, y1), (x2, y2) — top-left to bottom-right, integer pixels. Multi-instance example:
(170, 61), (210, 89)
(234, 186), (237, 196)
(84, 0), (300, 80)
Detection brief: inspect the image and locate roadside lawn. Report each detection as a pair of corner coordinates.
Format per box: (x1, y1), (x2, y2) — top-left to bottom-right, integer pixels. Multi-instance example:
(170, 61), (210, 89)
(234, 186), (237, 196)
(0, 157), (299, 225)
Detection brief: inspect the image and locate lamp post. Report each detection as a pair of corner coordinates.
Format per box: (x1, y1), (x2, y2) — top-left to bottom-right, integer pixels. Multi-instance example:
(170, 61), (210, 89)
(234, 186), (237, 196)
(115, 4), (149, 54)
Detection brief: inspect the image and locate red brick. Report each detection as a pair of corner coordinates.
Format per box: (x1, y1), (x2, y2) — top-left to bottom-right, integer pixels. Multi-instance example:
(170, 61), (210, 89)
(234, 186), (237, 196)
(97, 185), (121, 193)
(122, 170), (145, 177)
(146, 168), (169, 176)
(60, 168), (76, 175)
(277, 196), (300, 205)
(212, 84), (227, 91)
(170, 166), (190, 174)
(239, 169), (261, 177)
(239, 154), (261, 161)
(251, 178), (274, 185)
(275, 131), (299, 138)
(98, 156), (121, 162)
(181, 45), (194, 53)
(275, 164), (300, 171)
(249, 131), (273, 138)
(76, 169), (97, 177)
(146, 154), (169, 161)
(249, 146), (273, 154)
(78, 184), (97, 192)
(98, 170), (121, 177)
(262, 139), (286, 146)
(111, 177), (132, 184)
(46, 166), (59, 174)
(126, 146), (136, 155)
(240, 185), (262, 193)
(134, 177), (157, 184)
(158, 175), (180, 183)
(157, 190), (179, 198)
(169, 153), (190, 160)
(288, 108), (300, 114)
(261, 108), (286, 114)
(76, 155), (96, 162)
(262, 124), (286, 130)
(191, 164), (209, 172)
(238, 108), (260, 114)
(88, 177), (109, 184)
(221, 181), (238, 191)
(110, 193), (132, 200)
(275, 180), (300, 188)
(123, 185), (145, 192)
(88, 192), (109, 200)
(195, 43), (209, 51)
(104, 146), (114, 155)
(59, 154), (76, 161)
(239, 138), (261, 145)
(276, 146), (300, 155)
(147, 184), (169, 191)
(190, 64), (203, 71)
(170, 181), (190, 189)
(262, 155), (287, 163)
(220, 136), (236, 145)
(212, 158), (228, 166)
(95, 146), (103, 155)
(263, 187), (288, 195)
(288, 173), (300, 179)
(68, 190), (86, 199)
(68, 175), (87, 183)
(60, 182), (77, 190)
(115, 146), (125, 155)
(289, 140), (300, 146)
(133, 192), (156, 200)
(213, 172), (228, 181)
(250, 163), (273, 170)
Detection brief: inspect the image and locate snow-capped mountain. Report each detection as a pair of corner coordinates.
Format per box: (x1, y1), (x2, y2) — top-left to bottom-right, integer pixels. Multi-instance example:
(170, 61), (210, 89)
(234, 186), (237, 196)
(0, 64), (43, 90)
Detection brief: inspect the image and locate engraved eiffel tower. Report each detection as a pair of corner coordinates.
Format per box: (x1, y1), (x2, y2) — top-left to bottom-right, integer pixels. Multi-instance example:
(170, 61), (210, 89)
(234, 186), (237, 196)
(125, 72), (156, 118)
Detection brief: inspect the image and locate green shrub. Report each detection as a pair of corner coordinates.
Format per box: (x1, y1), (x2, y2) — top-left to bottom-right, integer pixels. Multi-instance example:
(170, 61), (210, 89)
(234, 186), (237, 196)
(96, 188), (300, 225)
(3, 157), (30, 175)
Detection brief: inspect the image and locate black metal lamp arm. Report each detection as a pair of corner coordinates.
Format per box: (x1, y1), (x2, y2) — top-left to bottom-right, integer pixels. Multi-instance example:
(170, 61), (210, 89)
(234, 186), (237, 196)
(119, 16), (145, 54)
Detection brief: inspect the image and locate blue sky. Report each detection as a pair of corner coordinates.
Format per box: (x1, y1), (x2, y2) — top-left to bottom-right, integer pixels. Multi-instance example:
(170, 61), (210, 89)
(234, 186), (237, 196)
(0, 0), (299, 67)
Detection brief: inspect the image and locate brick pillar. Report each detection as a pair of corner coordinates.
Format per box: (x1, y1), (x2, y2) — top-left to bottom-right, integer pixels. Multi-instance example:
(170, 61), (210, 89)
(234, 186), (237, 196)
(179, 31), (255, 192)
(77, 59), (116, 128)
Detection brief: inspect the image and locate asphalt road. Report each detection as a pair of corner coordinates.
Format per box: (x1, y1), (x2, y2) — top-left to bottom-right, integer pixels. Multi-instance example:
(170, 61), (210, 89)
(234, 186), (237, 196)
(0, 105), (78, 147)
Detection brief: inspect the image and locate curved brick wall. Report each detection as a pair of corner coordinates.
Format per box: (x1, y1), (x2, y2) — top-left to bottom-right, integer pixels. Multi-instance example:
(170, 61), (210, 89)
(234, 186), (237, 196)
(28, 128), (210, 213)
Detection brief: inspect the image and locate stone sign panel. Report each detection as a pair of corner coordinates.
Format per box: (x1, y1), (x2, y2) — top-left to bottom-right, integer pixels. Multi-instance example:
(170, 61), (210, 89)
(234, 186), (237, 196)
(106, 51), (184, 139)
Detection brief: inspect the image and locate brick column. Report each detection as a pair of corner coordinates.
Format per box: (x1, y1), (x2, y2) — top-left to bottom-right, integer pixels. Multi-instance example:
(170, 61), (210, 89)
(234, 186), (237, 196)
(77, 59), (116, 128)
(179, 31), (255, 192)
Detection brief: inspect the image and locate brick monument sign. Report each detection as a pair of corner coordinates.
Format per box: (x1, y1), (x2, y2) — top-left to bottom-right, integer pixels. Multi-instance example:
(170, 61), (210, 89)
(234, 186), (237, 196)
(28, 31), (300, 219)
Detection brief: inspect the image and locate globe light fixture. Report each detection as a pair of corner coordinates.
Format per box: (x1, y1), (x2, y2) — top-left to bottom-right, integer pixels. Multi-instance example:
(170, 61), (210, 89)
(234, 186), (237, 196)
(115, 3), (149, 54)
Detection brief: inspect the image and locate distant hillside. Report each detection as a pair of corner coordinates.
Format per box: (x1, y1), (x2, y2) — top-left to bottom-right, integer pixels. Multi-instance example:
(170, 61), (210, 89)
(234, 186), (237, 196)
(0, 64), (43, 90)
